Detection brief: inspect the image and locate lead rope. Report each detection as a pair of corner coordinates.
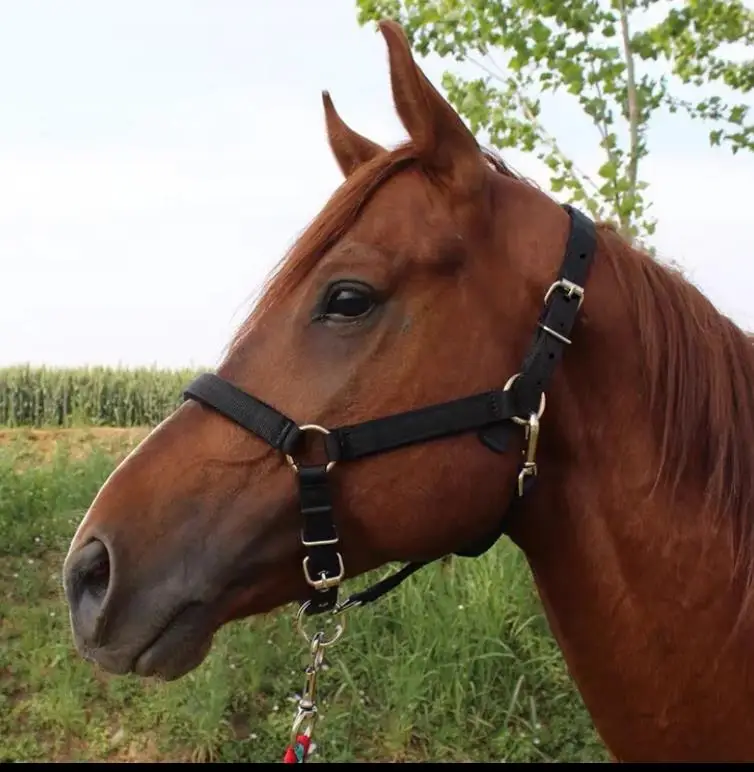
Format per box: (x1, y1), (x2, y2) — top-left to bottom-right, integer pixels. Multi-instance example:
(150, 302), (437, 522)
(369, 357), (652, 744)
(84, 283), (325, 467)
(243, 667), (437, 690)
(282, 601), (346, 763)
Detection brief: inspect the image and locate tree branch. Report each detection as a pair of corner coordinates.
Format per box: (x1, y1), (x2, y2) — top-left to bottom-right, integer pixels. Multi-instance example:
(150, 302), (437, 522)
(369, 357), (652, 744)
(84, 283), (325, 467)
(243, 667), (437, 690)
(618, 0), (640, 197)
(586, 55), (626, 232)
(468, 53), (604, 199)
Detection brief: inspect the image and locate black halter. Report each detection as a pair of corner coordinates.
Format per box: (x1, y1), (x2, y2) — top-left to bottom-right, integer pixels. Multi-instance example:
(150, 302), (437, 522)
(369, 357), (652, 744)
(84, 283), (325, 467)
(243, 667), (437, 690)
(183, 205), (596, 616)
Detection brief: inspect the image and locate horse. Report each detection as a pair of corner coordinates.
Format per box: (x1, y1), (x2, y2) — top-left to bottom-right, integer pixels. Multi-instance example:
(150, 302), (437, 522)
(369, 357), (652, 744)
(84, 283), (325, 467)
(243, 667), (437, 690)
(62, 19), (754, 763)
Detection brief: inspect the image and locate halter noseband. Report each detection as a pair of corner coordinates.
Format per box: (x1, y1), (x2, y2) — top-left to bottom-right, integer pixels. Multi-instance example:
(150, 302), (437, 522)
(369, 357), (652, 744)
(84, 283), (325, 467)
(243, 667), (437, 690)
(183, 205), (596, 616)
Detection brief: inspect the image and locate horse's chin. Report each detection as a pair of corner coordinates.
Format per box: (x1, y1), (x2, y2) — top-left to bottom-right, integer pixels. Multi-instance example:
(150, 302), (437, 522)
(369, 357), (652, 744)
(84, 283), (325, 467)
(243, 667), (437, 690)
(131, 604), (217, 681)
(78, 601), (218, 682)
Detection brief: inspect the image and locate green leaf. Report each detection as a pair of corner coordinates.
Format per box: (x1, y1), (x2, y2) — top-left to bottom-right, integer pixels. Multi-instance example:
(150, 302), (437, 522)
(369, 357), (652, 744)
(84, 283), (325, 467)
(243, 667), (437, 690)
(597, 160), (618, 180)
(354, 0), (754, 248)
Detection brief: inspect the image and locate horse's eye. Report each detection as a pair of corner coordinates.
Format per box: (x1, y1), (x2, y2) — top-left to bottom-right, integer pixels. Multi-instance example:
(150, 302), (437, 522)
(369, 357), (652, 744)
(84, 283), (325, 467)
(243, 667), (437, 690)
(322, 283), (376, 321)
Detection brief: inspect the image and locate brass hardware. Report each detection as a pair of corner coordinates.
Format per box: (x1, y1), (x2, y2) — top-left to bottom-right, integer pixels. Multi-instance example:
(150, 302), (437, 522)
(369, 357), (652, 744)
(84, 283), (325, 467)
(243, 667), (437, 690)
(285, 424), (337, 473)
(302, 553), (345, 591)
(517, 412), (540, 497)
(538, 323), (572, 345)
(503, 373), (546, 427)
(544, 278), (584, 310)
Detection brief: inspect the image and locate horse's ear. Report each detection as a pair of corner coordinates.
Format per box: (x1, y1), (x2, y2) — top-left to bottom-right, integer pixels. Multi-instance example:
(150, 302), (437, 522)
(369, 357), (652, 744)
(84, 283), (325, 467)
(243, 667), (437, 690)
(322, 91), (385, 178)
(378, 20), (485, 195)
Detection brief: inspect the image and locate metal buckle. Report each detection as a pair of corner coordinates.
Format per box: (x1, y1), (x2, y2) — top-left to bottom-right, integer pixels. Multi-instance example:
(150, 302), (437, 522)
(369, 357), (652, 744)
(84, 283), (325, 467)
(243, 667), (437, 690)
(285, 424), (337, 474)
(503, 373), (546, 427)
(302, 553), (345, 591)
(544, 278), (584, 310)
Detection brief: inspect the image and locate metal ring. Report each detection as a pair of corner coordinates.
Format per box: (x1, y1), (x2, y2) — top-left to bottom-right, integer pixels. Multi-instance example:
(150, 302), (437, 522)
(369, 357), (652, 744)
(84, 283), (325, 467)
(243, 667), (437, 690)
(285, 424), (337, 474)
(294, 601), (346, 648)
(503, 373), (546, 427)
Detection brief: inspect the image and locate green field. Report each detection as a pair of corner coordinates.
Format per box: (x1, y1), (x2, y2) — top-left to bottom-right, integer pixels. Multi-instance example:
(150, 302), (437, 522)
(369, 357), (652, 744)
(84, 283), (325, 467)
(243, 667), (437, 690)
(0, 365), (201, 428)
(0, 426), (608, 763)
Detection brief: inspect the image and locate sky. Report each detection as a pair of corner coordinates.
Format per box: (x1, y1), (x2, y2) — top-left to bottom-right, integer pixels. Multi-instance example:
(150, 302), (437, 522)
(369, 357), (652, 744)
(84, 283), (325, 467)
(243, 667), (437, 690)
(1, 1), (753, 369)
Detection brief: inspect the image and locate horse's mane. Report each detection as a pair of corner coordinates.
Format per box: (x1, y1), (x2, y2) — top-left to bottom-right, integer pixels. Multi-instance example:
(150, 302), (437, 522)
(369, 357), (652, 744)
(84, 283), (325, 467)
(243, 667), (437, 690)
(232, 142), (754, 572)
(488, 147), (754, 571)
(596, 224), (754, 568)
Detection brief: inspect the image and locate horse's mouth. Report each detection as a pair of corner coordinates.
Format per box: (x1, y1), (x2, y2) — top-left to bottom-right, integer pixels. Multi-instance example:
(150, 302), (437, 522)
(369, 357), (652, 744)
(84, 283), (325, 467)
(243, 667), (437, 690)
(130, 602), (216, 681)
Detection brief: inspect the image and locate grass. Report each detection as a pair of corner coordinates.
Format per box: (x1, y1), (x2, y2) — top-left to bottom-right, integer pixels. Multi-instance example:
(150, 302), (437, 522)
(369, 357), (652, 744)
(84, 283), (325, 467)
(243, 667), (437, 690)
(0, 428), (608, 763)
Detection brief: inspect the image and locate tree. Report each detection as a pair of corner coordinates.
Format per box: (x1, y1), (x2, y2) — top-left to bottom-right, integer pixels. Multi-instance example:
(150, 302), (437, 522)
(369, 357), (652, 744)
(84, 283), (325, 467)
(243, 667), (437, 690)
(355, 0), (754, 246)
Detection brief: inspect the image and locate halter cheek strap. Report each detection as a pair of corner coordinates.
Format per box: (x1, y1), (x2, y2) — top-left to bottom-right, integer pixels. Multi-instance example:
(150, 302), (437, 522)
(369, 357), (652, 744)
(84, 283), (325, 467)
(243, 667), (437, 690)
(183, 205), (597, 616)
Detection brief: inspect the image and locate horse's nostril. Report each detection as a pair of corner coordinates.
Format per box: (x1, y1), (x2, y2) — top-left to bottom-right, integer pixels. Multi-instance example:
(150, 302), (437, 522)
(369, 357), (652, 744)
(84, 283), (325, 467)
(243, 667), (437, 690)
(64, 538), (114, 646)
(85, 552), (110, 599)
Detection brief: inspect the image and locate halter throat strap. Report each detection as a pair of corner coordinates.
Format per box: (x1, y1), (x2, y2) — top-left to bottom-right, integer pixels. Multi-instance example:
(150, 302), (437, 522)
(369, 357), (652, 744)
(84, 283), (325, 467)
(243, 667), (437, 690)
(183, 205), (596, 615)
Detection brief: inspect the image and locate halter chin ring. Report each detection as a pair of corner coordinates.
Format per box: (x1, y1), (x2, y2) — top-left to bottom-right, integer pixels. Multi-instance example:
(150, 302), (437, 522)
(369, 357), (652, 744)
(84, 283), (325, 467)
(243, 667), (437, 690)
(285, 424), (337, 474)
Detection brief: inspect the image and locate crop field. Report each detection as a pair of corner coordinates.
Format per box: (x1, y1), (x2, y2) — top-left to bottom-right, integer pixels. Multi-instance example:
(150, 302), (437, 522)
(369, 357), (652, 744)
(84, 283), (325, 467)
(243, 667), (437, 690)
(0, 365), (202, 428)
(0, 369), (608, 762)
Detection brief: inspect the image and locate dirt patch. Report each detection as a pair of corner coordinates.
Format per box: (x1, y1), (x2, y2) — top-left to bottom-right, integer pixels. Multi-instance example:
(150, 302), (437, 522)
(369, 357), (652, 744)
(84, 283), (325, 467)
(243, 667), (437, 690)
(1, 427), (150, 465)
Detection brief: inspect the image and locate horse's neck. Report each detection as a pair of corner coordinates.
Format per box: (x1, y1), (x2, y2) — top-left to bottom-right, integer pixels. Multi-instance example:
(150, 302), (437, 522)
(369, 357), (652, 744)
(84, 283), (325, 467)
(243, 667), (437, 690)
(506, 250), (754, 762)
